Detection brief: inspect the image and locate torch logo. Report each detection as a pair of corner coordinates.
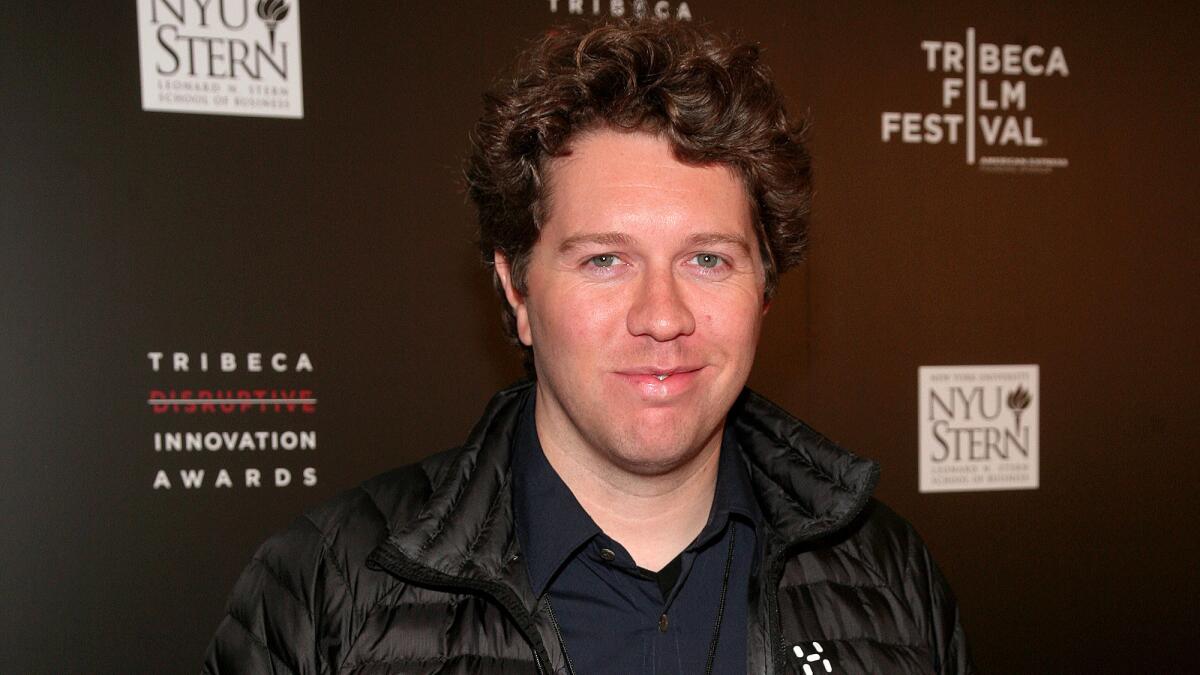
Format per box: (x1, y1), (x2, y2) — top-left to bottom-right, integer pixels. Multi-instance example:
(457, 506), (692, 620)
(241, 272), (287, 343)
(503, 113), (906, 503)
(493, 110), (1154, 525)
(256, 0), (291, 50)
(1007, 385), (1032, 432)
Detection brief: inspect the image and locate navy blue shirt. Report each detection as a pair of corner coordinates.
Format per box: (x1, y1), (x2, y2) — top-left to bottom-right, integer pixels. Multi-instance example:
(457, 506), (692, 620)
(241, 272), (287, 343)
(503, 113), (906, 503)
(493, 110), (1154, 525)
(512, 393), (760, 674)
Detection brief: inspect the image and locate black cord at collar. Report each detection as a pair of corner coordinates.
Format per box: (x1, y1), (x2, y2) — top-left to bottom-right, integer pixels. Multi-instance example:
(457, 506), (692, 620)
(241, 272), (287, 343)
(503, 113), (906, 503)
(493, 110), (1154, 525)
(546, 526), (738, 675)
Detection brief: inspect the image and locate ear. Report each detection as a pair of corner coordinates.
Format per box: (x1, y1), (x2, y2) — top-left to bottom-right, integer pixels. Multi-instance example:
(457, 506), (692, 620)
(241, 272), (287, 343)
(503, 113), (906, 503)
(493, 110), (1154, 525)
(761, 300), (771, 317)
(494, 251), (533, 347)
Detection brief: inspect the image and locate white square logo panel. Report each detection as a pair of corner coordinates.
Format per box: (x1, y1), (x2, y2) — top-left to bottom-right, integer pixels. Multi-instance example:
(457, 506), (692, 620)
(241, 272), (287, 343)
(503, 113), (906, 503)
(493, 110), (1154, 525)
(919, 364), (1039, 493)
(136, 0), (303, 118)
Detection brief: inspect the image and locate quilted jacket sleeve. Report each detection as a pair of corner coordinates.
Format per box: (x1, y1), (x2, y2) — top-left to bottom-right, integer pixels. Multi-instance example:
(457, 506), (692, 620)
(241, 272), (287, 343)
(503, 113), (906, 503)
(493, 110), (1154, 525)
(907, 529), (975, 675)
(201, 514), (332, 675)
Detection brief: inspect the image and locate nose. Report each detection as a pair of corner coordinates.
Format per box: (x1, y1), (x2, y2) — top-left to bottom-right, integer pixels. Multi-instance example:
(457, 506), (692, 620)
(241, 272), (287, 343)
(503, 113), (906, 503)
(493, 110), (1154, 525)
(626, 266), (696, 342)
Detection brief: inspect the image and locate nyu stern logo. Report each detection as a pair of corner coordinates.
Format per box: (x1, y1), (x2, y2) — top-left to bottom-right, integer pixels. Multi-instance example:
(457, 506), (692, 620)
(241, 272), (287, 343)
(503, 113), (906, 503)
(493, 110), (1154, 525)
(148, 0), (293, 80)
(919, 365), (1039, 493)
(928, 382), (1032, 462)
(136, 0), (304, 118)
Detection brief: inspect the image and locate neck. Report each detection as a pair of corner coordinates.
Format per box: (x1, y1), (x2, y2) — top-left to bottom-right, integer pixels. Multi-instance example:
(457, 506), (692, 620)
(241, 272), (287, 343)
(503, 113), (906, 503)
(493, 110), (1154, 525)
(535, 404), (723, 572)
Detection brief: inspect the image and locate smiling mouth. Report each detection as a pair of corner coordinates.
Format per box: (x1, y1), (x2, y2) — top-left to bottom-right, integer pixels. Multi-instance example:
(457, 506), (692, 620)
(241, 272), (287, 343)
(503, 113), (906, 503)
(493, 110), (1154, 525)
(614, 367), (704, 398)
(620, 367), (702, 380)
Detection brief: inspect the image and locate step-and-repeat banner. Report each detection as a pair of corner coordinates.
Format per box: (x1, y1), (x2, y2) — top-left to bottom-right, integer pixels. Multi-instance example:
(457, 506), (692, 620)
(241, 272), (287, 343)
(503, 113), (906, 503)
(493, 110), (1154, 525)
(3, 2), (1196, 672)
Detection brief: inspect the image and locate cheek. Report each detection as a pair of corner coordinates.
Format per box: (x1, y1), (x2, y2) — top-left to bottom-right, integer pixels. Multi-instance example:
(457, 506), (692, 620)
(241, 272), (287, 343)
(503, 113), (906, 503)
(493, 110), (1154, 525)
(699, 291), (764, 347)
(528, 288), (624, 358)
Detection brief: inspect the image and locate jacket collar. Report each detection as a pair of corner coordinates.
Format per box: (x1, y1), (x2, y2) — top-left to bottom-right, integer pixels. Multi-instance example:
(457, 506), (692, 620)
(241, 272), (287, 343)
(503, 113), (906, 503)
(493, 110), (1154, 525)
(370, 380), (879, 587)
(371, 381), (529, 585)
(729, 389), (880, 547)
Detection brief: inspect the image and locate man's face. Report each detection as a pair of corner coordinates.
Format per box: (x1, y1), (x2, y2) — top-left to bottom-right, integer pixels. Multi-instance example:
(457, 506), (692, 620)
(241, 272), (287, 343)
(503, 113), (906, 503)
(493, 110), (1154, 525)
(498, 129), (767, 476)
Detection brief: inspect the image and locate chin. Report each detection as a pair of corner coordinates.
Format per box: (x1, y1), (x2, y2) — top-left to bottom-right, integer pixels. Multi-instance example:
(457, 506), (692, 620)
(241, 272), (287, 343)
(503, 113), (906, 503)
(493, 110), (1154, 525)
(606, 424), (710, 475)
(610, 448), (692, 476)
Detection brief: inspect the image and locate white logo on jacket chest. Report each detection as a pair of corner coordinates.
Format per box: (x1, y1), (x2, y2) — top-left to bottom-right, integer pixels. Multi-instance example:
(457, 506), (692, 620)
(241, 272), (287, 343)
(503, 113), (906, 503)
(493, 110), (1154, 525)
(792, 641), (833, 674)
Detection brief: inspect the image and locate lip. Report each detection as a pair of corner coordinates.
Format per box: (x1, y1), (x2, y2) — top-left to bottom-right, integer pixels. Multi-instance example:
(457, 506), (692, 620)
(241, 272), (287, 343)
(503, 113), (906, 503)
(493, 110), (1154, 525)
(613, 366), (705, 399)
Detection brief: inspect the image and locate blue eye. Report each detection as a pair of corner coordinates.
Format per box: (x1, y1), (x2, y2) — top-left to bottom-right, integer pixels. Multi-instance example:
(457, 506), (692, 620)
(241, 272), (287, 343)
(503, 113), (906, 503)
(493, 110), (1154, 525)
(590, 254), (617, 268)
(693, 253), (723, 268)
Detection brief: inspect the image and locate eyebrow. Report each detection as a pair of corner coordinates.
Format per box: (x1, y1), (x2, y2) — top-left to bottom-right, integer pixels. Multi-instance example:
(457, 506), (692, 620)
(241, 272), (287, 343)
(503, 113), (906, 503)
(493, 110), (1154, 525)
(684, 232), (752, 254)
(556, 231), (634, 253)
(556, 231), (753, 255)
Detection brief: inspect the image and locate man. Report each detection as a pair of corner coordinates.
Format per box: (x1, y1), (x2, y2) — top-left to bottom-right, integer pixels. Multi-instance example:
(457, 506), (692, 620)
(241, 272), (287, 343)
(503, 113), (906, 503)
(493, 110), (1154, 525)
(204, 20), (972, 674)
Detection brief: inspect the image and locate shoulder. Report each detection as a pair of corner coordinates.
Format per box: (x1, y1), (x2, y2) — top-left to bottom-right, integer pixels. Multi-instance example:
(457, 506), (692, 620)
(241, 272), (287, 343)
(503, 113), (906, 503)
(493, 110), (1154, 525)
(204, 448), (465, 673)
(263, 446), (460, 572)
(243, 381), (523, 583)
(777, 501), (973, 672)
(785, 498), (937, 590)
(839, 499), (932, 583)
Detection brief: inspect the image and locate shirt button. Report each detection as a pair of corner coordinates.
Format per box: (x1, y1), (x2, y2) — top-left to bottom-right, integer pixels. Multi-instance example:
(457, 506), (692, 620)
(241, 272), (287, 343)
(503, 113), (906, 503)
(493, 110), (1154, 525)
(599, 548), (615, 561)
(658, 613), (669, 632)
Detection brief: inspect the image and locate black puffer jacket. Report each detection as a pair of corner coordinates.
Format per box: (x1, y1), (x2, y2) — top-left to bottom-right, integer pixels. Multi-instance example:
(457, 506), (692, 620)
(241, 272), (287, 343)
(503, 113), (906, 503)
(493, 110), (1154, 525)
(203, 382), (973, 674)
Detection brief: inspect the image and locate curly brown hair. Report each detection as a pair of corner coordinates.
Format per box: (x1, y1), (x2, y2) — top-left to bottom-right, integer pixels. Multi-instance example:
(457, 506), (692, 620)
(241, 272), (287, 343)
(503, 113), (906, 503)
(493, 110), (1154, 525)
(467, 19), (811, 364)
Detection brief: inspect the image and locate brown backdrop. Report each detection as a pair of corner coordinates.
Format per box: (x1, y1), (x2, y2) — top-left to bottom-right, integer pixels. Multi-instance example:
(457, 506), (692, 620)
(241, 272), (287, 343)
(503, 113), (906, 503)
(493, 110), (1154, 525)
(2, 1), (1196, 672)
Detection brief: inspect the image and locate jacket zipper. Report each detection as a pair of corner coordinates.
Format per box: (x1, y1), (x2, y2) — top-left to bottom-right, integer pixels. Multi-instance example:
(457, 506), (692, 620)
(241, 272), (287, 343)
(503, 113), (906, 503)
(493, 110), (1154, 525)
(764, 551), (787, 674)
(365, 548), (553, 675)
(762, 467), (881, 674)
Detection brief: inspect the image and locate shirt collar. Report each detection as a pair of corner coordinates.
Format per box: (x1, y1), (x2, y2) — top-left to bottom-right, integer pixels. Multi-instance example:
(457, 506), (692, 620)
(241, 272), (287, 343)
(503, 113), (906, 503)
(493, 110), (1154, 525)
(511, 389), (762, 597)
(694, 423), (762, 549)
(511, 391), (602, 598)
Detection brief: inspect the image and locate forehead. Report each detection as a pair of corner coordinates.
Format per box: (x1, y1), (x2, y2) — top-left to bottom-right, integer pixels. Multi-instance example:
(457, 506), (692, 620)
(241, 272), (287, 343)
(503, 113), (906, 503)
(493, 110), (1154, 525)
(540, 129), (753, 239)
